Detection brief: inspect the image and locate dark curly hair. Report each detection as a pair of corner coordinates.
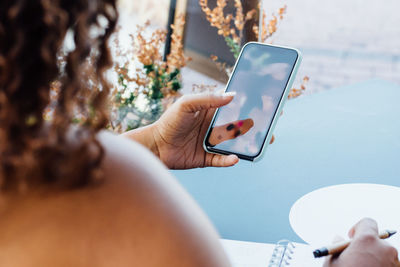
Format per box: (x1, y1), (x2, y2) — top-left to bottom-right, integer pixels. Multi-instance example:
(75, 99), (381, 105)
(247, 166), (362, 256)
(0, 0), (118, 192)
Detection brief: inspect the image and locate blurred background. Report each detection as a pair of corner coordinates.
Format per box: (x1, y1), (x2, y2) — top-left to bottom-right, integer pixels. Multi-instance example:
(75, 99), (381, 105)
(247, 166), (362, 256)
(116, 0), (400, 94)
(264, 0), (400, 93)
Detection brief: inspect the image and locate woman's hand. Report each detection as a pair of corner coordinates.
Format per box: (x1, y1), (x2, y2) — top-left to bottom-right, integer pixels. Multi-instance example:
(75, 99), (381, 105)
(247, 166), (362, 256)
(123, 92), (276, 170)
(151, 92), (240, 169)
(324, 218), (400, 267)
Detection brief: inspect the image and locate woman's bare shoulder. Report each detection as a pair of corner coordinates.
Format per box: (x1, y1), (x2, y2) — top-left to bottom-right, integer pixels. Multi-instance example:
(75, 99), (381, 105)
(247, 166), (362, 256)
(82, 131), (230, 266)
(0, 131), (230, 267)
(95, 131), (230, 265)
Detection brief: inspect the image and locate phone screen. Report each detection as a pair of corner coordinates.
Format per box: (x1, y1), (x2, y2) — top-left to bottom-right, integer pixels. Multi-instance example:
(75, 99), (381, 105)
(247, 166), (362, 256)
(204, 43), (299, 160)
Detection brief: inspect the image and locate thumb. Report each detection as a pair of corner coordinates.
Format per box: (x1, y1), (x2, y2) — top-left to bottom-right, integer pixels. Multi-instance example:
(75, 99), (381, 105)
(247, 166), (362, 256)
(206, 154), (239, 167)
(178, 92), (236, 113)
(348, 218), (378, 239)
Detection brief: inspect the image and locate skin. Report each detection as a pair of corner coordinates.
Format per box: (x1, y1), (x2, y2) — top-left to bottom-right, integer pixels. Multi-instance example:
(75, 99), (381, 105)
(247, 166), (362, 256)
(0, 131), (231, 267)
(128, 94), (400, 267)
(324, 218), (400, 267)
(0, 93), (397, 266)
(123, 93), (241, 169)
(124, 92), (273, 169)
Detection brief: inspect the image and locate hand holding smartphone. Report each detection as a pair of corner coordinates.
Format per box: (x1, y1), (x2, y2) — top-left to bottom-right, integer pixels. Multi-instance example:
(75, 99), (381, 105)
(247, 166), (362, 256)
(203, 42), (302, 161)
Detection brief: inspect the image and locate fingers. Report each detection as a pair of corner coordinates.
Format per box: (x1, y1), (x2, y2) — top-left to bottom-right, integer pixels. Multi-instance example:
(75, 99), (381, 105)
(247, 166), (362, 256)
(207, 154), (239, 168)
(349, 219), (400, 266)
(386, 245), (400, 263)
(326, 235), (345, 262)
(323, 236), (346, 267)
(369, 240), (399, 265)
(348, 218), (379, 239)
(178, 92), (236, 113)
(325, 219), (399, 267)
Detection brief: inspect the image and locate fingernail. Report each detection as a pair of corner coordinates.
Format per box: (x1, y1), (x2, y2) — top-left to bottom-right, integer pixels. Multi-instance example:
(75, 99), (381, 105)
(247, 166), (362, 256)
(230, 155), (239, 160)
(226, 124), (235, 131)
(222, 92), (237, 98)
(228, 154), (239, 163)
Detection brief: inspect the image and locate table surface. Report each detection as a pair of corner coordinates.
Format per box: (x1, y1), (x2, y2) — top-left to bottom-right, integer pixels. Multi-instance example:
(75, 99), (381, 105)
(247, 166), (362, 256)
(171, 79), (400, 244)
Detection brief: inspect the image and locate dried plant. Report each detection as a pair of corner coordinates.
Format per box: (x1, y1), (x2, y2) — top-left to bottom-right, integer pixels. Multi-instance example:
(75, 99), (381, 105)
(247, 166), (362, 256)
(210, 54), (232, 81)
(199, 0), (257, 58)
(253, 5), (286, 43)
(48, 16), (188, 132)
(167, 15), (189, 71)
(200, 0), (308, 99)
(111, 15), (189, 132)
(288, 76), (310, 99)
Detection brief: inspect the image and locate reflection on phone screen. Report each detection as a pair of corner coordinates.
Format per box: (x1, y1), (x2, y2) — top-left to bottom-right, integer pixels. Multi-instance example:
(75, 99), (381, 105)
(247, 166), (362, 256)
(206, 43), (298, 158)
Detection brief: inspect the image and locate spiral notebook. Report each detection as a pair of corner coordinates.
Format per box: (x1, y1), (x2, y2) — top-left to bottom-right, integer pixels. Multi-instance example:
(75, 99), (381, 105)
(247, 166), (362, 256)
(221, 239), (324, 267)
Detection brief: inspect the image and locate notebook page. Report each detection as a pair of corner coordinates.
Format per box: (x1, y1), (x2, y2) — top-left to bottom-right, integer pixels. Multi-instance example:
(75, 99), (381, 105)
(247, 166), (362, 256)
(221, 239), (275, 267)
(291, 243), (324, 267)
(290, 184), (400, 248)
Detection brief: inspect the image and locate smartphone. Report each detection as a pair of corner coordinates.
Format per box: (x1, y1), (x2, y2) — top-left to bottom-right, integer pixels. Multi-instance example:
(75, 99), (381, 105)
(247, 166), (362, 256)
(203, 42), (302, 162)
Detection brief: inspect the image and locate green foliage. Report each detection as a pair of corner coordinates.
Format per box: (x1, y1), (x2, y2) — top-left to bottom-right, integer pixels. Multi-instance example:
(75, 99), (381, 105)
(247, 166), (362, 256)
(225, 37), (242, 59)
(113, 63), (183, 131)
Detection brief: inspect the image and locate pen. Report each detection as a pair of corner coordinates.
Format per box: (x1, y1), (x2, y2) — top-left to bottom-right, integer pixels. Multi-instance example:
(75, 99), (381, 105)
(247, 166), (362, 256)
(313, 230), (397, 258)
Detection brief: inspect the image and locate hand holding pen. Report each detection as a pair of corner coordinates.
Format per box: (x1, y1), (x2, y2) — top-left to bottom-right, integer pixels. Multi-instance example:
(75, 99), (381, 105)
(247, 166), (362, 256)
(322, 218), (400, 267)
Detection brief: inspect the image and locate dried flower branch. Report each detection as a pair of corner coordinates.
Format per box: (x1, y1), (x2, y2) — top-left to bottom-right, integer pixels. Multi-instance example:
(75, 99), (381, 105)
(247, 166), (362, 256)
(200, 1), (308, 99)
(167, 15), (190, 72)
(110, 16), (190, 132)
(210, 54), (232, 81)
(134, 22), (166, 67)
(253, 5), (287, 43)
(288, 76), (310, 99)
(199, 0), (256, 58)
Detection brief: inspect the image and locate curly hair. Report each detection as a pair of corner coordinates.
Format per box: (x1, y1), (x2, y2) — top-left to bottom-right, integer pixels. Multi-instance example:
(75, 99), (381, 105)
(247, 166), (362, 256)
(0, 0), (117, 192)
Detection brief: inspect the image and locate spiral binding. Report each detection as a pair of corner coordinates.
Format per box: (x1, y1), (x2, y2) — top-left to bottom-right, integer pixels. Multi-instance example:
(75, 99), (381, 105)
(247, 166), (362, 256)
(268, 240), (296, 267)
